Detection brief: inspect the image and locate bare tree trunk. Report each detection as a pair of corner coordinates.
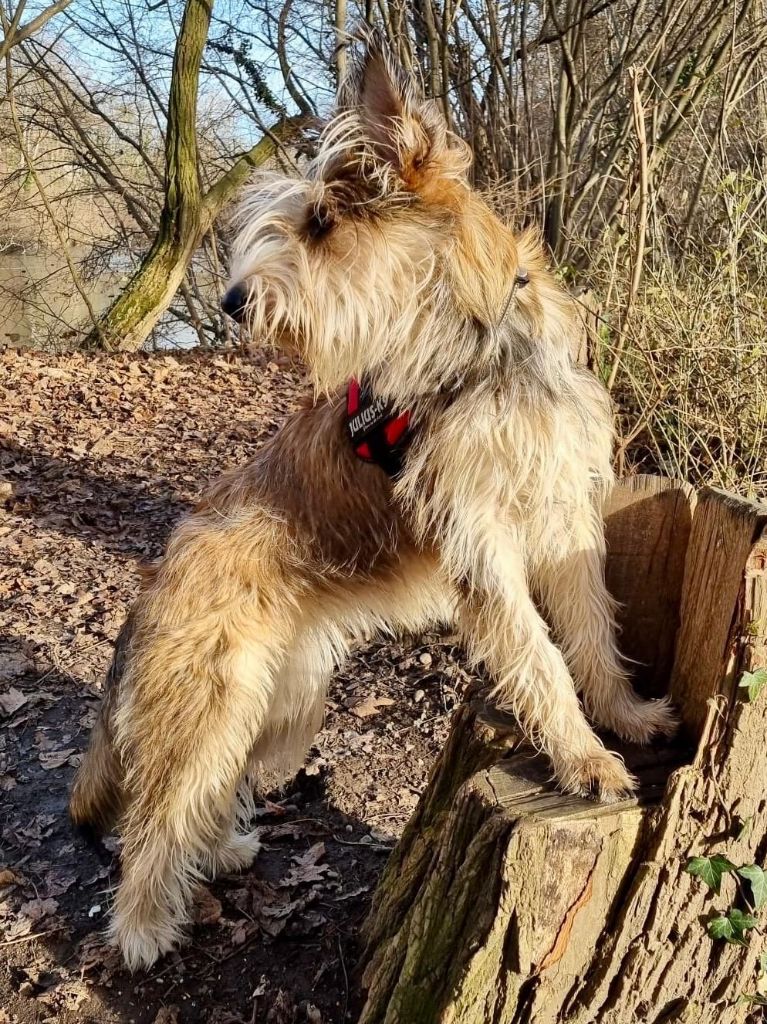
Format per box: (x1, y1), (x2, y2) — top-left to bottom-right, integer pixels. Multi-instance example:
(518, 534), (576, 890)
(81, 0), (210, 351)
(360, 477), (767, 1024)
(83, 0), (301, 352)
(335, 0), (347, 84)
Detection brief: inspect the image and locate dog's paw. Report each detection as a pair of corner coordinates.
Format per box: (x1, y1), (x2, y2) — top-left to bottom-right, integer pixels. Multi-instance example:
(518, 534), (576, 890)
(558, 749), (637, 803)
(215, 829), (262, 873)
(111, 925), (178, 973)
(109, 908), (183, 972)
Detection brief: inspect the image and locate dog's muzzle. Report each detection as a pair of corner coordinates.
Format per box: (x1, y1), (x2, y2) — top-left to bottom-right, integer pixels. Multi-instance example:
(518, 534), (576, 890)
(221, 283), (248, 322)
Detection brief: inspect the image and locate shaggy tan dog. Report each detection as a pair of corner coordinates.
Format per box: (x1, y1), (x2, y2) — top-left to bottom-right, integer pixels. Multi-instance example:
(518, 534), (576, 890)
(70, 31), (675, 970)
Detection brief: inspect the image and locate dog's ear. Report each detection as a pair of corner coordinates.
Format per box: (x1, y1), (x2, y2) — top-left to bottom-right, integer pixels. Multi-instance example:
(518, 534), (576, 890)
(340, 29), (432, 175)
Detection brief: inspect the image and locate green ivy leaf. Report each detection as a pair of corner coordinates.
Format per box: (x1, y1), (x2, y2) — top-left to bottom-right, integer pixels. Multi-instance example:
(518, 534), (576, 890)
(708, 914), (735, 942)
(708, 909), (758, 945)
(687, 854), (737, 893)
(739, 668), (767, 702)
(738, 994), (767, 1006)
(729, 908), (759, 930)
(738, 865), (767, 909)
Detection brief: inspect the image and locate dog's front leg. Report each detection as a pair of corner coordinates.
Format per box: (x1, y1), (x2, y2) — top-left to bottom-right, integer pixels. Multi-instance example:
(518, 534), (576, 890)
(455, 541), (635, 801)
(533, 510), (677, 745)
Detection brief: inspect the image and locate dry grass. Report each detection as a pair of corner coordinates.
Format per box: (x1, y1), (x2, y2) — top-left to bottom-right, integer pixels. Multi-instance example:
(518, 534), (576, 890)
(582, 169), (767, 501)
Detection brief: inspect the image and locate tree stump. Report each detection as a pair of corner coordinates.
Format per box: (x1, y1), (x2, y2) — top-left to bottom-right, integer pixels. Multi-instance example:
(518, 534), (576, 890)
(359, 476), (767, 1024)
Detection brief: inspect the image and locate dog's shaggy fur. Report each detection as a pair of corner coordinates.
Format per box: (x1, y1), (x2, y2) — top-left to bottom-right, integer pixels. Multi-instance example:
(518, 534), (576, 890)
(70, 32), (675, 970)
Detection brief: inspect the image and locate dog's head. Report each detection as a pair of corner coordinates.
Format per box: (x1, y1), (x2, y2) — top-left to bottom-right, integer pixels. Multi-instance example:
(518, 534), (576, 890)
(224, 31), (555, 398)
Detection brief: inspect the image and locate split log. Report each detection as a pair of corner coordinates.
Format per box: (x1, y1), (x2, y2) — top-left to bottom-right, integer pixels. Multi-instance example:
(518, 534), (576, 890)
(359, 476), (767, 1024)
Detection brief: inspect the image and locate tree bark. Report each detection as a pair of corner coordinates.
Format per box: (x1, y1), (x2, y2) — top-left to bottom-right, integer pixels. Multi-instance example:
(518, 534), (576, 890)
(83, 0), (302, 352)
(359, 477), (767, 1024)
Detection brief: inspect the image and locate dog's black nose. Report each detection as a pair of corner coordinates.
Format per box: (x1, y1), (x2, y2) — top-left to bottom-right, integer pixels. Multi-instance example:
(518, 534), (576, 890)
(221, 283), (248, 322)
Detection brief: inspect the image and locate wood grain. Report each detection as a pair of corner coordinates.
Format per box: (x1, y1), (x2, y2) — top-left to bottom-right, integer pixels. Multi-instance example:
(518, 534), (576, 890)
(361, 482), (767, 1024)
(604, 474), (695, 696)
(669, 487), (767, 734)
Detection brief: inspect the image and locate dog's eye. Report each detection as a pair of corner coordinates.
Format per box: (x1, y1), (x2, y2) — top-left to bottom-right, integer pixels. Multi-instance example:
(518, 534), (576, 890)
(305, 205), (335, 241)
(412, 152), (427, 171)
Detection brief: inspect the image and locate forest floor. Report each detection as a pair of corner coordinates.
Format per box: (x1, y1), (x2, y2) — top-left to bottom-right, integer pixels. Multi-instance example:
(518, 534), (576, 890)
(0, 349), (475, 1024)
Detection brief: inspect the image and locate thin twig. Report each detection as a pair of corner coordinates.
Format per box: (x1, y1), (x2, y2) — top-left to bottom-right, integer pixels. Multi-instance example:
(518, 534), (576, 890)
(0, 927), (61, 947)
(608, 64), (649, 392)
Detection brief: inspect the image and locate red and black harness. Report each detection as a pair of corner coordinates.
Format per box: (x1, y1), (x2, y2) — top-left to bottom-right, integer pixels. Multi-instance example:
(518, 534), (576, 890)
(346, 377), (411, 477)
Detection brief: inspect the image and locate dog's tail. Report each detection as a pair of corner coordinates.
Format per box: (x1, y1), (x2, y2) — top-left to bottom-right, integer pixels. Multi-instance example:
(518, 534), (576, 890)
(69, 617), (134, 836)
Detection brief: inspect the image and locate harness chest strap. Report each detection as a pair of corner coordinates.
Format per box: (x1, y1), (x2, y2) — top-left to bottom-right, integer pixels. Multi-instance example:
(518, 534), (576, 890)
(346, 377), (411, 476)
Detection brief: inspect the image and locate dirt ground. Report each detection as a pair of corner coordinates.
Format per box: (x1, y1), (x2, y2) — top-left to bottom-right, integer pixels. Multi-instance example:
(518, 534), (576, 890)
(0, 349), (476, 1024)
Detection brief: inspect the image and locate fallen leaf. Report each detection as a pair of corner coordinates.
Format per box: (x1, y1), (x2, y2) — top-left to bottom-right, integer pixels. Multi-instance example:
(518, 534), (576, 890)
(230, 918), (253, 945)
(191, 885), (222, 926)
(77, 932), (123, 981)
(0, 651), (31, 682)
(19, 897), (59, 921)
(260, 822), (305, 841)
(153, 1007), (180, 1024)
(349, 694), (395, 719)
(39, 748), (78, 770)
(280, 843), (336, 888)
(4, 917), (33, 940)
(267, 989), (296, 1023)
(20, 814), (56, 840)
(0, 688), (28, 716)
(44, 868), (77, 897)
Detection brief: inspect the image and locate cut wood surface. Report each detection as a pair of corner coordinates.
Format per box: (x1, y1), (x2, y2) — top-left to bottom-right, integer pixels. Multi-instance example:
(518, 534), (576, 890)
(359, 477), (767, 1024)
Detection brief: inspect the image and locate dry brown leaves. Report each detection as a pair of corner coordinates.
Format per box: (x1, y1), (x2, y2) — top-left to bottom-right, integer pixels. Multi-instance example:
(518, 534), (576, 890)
(0, 347), (475, 1023)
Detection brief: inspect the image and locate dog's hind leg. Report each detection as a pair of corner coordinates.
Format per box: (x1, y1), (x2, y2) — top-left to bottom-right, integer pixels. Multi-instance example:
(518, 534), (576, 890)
(223, 549), (455, 836)
(533, 511), (678, 744)
(248, 631), (335, 786)
(107, 514), (297, 971)
(199, 781), (263, 875)
(201, 633), (335, 878)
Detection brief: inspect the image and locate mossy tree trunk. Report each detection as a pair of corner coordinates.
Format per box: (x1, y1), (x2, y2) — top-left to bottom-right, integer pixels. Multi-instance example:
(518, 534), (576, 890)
(84, 0), (302, 352)
(359, 477), (767, 1024)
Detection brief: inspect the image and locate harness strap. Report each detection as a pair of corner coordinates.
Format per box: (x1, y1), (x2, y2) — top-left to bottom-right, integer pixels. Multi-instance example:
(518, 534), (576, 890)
(346, 378), (411, 476)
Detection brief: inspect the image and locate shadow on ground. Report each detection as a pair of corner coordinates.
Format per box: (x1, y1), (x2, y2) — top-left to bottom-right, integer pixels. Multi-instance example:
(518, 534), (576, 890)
(1, 440), (190, 560)
(1, 644), (384, 1023)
